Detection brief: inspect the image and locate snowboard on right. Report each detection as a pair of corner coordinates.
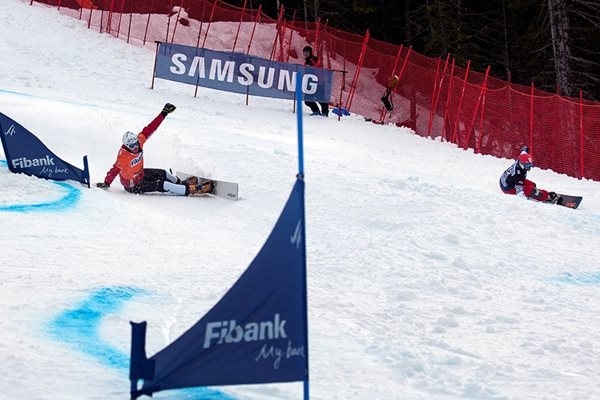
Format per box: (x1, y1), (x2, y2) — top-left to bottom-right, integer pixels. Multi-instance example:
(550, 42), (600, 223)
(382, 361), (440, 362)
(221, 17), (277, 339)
(177, 171), (239, 201)
(550, 193), (582, 209)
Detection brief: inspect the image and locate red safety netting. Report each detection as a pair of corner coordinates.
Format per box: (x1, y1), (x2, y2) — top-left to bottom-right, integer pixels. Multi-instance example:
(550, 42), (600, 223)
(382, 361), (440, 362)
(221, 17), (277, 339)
(32, 0), (600, 181)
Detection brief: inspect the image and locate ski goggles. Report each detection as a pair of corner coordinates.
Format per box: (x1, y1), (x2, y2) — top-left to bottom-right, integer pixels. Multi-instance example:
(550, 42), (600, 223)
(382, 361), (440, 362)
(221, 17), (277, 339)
(523, 162), (533, 170)
(126, 141), (139, 150)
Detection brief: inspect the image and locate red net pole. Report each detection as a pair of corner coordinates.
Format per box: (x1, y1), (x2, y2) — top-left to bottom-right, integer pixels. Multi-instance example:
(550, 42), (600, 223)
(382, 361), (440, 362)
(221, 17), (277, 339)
(194, 68), (202, 98)
(246, 4), (261, 54)
(99, 8), (104, 34)
(143, 0), (155, 46)
(269, 5), (284, 61)
(579, 89), (585, 178)
(464, 65), (490, 150)
(345, 30), (370, 111)
(165, 0), (173, 43)
(476, 70), (490, 154)
(127, 12), (132, 43)
(57, 0), (62, 11)
(116, 0), (126, 39)
(285, 10), (296, 62)
(451, 60), (471, 144)
(427, 54), (451, 136)
(427, 57), (442, 136)
(337, 70), (347, 121)
(314, 17), (320, 54)
(195, 0), (207, 49)
(232, 0), (247, 52)
(393, 48), (412, 106)
(529, 82), (534, 153)
(430, 58), (441, 112)
(441, 58), (456, 142)
(106, 6), (110, 34)
(87, 5), (93, 29)
(278, 19), (288, 61)
(378, 45), (403, 123)
(171, 0), (185, 44)
(107, 0), (116, 34)
(202, 0), (219, 48)
(151, 41), (159, 89)
(340, 57), (348, 114)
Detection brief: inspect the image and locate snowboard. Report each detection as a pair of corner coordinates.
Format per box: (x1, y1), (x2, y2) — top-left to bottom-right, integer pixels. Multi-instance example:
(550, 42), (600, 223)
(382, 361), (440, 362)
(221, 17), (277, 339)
(552, 194), (582, 209)
(177, 171), (239, 201)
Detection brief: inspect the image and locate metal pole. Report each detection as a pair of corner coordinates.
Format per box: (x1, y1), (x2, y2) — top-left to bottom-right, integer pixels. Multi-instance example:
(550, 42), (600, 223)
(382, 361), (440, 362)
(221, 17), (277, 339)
(151, 42), (159, 89)
(296, 70), (309, 400)
(296, 71), (304, 176)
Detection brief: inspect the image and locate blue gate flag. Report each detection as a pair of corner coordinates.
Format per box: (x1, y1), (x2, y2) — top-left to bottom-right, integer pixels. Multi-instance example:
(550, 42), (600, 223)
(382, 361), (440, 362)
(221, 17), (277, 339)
(155, 42), (334, 102)
(0, 112), (90, 187)
(130, 178), (309, 399)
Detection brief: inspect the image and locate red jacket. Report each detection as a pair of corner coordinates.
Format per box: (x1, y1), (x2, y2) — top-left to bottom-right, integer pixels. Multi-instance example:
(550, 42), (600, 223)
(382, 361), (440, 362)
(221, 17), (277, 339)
(104, 114), (165, 188)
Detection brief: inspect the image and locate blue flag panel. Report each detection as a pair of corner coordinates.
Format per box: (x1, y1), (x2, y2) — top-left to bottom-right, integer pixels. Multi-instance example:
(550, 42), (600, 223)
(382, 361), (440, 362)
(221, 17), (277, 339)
(155, 43), (333, 102)
(0, 113), (90, 187)
(130, 179), (308, 399)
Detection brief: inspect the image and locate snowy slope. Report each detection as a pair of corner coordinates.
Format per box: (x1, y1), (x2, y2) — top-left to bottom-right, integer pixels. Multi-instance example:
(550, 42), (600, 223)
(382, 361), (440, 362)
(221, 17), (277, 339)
(1, 1), (600, 400)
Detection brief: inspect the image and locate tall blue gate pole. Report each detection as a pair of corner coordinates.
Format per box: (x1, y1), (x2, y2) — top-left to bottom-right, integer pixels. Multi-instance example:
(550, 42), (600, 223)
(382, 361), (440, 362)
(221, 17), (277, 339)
(295, 71), (309, 400)
(296, 72), (305, 177)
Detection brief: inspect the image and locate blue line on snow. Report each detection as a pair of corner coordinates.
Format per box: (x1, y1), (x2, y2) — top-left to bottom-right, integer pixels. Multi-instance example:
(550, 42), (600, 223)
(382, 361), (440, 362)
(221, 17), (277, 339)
(0, 88), (103, 110)
(48, 286), (141, 369)
(547, 272), (600, 285)
(0, 160), (81, 212)
(47, 286), (234, 400)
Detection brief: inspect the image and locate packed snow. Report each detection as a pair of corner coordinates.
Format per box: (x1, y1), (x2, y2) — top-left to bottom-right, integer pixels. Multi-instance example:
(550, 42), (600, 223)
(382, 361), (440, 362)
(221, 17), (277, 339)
(1, 1), (600, 399)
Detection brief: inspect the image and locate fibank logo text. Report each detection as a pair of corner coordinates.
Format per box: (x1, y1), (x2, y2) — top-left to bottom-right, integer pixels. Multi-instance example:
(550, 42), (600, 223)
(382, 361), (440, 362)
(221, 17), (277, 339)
(203, 314), (287, 349)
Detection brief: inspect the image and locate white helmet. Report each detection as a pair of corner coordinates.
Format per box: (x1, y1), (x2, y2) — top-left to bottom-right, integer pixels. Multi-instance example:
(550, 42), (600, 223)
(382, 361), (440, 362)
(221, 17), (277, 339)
(122, 131), (138, 149)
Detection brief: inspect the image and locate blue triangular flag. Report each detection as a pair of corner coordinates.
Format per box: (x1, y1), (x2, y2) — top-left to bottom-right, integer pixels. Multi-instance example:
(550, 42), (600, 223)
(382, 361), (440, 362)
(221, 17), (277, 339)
(0, 112), (90, 187)
(130, 178), (308, 398)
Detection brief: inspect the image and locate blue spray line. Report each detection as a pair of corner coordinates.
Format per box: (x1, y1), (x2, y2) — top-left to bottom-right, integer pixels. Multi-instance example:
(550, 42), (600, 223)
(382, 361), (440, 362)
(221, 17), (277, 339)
(0, 160), (81, 212)
(48, 286), (233, 400)
(547, 272), (600, 285)
(0, 88), (106, 110)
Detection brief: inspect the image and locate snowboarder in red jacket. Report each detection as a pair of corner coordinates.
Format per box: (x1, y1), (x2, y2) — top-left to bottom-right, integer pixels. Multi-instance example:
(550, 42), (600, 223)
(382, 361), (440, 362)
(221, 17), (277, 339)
(96, 103), (212, 196)
(303, 46), (329, 117)
(499, 147), (557, 203)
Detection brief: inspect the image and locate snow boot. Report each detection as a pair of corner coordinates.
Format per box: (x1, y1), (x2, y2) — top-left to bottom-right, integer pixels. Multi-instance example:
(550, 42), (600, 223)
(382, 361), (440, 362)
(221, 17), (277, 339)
(182, 176), (199, 186)
(185, 179), (214, 196)
(199, 179), (214, 194)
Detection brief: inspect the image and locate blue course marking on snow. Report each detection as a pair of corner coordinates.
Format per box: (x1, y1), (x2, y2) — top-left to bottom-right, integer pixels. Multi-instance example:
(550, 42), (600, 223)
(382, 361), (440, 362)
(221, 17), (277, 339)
(0, 160), (81, 212)
(547, 272), (600, 285)
(47, 286), (234, 400)
(0, 88), (103, 110)
(48, 286), (141, 369)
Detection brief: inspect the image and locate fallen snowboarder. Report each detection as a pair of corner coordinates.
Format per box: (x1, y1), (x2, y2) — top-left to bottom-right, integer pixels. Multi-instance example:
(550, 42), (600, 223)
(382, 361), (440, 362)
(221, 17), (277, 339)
(96, 103), (213, 196)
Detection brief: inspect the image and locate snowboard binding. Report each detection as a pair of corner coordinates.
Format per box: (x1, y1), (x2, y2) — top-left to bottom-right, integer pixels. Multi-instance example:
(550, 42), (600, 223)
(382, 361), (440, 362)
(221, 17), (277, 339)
(183, 176), (215, 196)
(546, 191), (558, 203)
(545, 192), (582, 209)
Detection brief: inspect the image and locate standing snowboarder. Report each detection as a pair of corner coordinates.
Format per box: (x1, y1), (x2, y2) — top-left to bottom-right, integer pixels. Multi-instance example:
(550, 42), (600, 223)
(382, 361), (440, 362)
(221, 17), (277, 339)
(96, 103), (213, 196)
(499, 147), (557, 203)
(302, 46), (329, 117)
(381, 74), (399, 111)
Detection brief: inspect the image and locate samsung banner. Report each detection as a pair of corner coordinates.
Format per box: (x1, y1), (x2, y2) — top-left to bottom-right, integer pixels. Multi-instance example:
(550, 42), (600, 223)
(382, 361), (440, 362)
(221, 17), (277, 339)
(155, 42), (333, 102)
(0, 112), (90, 187)
(130, 178), (309, 399)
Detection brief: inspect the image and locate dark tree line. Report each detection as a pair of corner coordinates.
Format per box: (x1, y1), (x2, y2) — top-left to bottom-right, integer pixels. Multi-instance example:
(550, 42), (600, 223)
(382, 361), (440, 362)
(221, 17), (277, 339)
(228, 0), (600, 101)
